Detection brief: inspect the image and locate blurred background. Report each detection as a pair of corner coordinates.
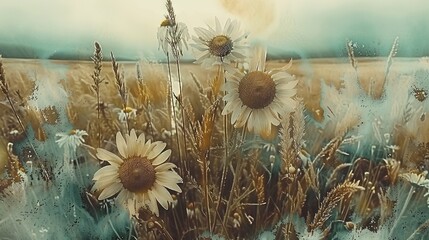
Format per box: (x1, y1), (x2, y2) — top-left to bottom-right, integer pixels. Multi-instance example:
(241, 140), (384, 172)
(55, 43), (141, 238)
(0, 0), (428, 60)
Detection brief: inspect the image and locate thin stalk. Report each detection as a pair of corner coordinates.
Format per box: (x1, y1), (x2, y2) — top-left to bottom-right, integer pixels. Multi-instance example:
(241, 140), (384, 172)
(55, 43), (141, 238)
(4, 93), (26, 134)
(106, 204), (123, 240)
(3, 90), (50, 180)
(166, 53), (183, 174)
(154, 221), (174, 240)
(127, 219), (133, 240)
(223, 67), (229, 165)
(124, 107), (130, 133)
(73, 151), (85, 185)
(212, 147), (228, 232)
(172, 206), (183, 238)
(390, 186), (414, 238)
(222, 155), (244, 236)
(407, 217), (429, 240)
(91, 42), (103, 148)
(174, 57), (188, 173)
(202, 144), (212, 232)
(111, 52), (128, 133)
(211, 66), (227, 231)
(96, 92), (101, 147)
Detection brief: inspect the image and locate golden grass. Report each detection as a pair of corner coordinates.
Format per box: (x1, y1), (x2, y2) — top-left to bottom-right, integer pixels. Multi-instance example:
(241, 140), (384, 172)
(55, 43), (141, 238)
(0, 56), (426, 239)
(0, 56), (421, 179)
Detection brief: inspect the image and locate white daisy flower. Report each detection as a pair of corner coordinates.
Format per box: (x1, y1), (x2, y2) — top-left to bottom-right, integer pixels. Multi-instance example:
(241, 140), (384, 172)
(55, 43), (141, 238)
(92, 129), (182, 217)
(55, 129), (88, 156)
(400, 171), (428, 187)
(116, 106), (137, 123)
(191, 17), (248, 68)
(157, 18), (190, 57)
(222, 47), (298, 136)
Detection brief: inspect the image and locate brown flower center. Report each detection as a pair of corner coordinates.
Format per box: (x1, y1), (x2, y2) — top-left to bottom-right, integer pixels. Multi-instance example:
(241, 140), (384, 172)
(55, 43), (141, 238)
(238, 71), (276, 109)
(118, 156), (156, 193)
(209, 35), (233, 57)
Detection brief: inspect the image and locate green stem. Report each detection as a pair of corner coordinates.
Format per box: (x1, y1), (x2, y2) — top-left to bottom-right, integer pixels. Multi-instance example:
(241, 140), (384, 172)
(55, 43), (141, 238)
(390, 186), (414, 238)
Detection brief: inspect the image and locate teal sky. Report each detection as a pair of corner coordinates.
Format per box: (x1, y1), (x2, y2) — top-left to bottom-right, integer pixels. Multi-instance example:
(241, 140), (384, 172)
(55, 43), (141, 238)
(0, 0), (428, 60)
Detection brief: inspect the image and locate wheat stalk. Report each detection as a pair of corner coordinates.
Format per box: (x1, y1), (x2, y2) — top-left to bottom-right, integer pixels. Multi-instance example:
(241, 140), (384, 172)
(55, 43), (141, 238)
(280, 100), (305, 174)
(110, 52), (129, 132)
(197, 100), (219, 232)
(346, 40), (358, 72)
(90, 42), (104, 147)
(0, 56), (52, 182)
(313, 136), (345, 168)
(309, 180), (364, 231)
(385, 36), (399, 82)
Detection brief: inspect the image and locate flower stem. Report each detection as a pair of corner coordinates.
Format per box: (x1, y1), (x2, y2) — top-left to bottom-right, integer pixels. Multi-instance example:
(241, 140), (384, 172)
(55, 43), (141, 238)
(174, 57), (188, 173)
(222, 156), (244, 237)
(390, 185), (414, 238)
(166, 53), (183, 174)
(407, 217), (429, 240)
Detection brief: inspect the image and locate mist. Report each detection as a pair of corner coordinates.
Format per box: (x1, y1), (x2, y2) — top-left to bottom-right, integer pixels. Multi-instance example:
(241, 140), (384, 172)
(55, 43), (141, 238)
(0, 0), (427, 60)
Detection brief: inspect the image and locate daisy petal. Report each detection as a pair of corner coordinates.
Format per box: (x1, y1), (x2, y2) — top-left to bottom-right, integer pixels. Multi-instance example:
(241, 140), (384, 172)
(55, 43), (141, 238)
(116, 131), (127, 158)
(137, 132), (146, 146)
(92, 177), (118, 192)
(215, 17), (222, 34)
(116, 189), (129, 205)
(156, 171), (183, 183)
(152, 149), (172, 165)
(96, 148), (123, 165)
(155, 162), (177, 172)
(147, 142), (167, 160)
(156, 179), (182, 193)
(127, 129), (138, 156)
(93, 165), (118, 180)
(152, 183), (173, 210)
(147, 190), (160, 216)
(98, 182), (122, 200)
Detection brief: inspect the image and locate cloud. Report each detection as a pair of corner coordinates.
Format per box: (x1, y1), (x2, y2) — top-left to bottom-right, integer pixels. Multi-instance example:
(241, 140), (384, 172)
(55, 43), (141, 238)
(218, 0), (277, 34)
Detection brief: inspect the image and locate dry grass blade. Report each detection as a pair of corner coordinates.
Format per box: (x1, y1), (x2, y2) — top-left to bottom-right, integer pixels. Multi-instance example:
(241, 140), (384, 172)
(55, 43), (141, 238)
(0, 55), (8, 94)
(163, 0), (189, 58)
(0, 56), (51, 182)
(196, 100), (219, 231)
(5, 143), (24, 184)
(0, 56), (26, 134)
(254, 173), (265, 204)
(165, 0), (176, 26)
(91, 42), (103, 92)
(385, 36), (399, 81)
(197, 101), (219, 160)
(313, 136), (344, 167)
(190, 72), (204, 94)
(280, 100), (305, 174)
(346, 40), (358, 71)
(90, 42), (104, 147)
(309, 180), (364, 231)
(110, 52), (129, 131)
(211, 66), (224, 101)
(325, 163), (352, 189)
(110, 52), (127, 105)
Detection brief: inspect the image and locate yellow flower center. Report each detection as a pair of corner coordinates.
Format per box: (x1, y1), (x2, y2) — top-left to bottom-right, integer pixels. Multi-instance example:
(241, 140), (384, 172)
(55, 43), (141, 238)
(123, 107), (134, 114)
(118, 156), (156, 193)
(160, 19), (171, 27)
(69, 130), (77, 135)
(209, 35), (233, 57)
(238, 71), (276, 109)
